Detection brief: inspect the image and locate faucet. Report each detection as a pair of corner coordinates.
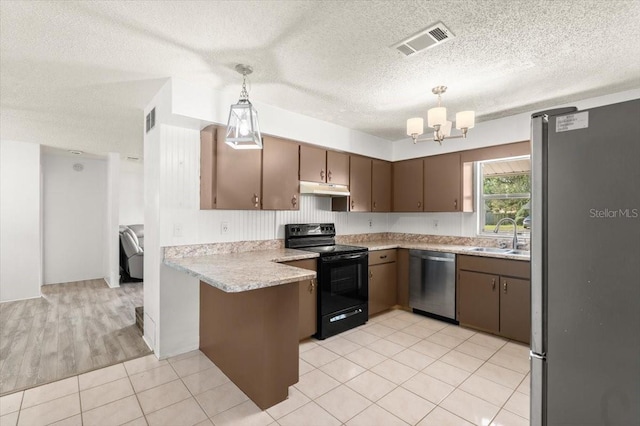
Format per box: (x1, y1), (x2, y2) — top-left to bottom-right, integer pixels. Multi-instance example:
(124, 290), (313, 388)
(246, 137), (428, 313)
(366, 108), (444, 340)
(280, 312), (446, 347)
(493, 217), (519, 249)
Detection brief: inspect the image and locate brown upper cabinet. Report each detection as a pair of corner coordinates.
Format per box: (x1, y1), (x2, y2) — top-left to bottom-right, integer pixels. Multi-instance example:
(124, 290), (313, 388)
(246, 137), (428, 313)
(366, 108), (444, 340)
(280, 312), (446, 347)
(327, 151), (349, 186)
(371, 160), (391, 212)
(262, 136), (300, 210)
(299, 145), (349, 185)
(215, 127), (262, 210)
(392, 158), (423, 212)
(299, 145), (326, 183)
(349, 155), (372, 212)
(423, 152), (461, 212)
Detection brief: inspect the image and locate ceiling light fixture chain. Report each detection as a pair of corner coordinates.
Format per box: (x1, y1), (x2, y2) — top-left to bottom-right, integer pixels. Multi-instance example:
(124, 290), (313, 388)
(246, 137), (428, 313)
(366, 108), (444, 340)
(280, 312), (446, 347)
(406, 85), (475, 146)
(237, 64), (252, 103)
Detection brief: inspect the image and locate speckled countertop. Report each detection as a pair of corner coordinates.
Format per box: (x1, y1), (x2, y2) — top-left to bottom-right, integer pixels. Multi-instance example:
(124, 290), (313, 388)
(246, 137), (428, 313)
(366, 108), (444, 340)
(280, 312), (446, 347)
(163, 233), (529, 294)
(357, 240), (531, 261)
(163, 248), (318, 293)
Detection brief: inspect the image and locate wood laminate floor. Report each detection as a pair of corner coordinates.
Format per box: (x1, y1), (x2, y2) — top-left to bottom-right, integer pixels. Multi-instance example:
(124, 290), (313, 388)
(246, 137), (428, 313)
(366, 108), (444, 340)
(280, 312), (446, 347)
(0, 279), (150, 396)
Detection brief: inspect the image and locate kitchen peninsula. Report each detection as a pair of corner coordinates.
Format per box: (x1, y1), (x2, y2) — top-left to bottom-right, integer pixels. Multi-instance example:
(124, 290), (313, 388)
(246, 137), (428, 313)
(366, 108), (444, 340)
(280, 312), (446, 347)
(164, 247), (318, 409)
(163, 234), (530, 410)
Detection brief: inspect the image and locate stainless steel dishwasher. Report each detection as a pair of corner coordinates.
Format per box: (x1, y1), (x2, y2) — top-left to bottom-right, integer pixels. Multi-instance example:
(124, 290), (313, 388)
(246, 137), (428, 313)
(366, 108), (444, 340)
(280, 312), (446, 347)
(409, 250), (457, 322)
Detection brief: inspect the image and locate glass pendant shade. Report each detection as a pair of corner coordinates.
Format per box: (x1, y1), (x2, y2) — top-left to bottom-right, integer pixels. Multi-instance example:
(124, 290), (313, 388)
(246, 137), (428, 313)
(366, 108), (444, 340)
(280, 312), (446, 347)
(441, 120), (452, 137)
(225, 101), (262, 149)
(406, 117), (424, 136)
(455, 110), (475, 129)
(427, 107), (447, 128)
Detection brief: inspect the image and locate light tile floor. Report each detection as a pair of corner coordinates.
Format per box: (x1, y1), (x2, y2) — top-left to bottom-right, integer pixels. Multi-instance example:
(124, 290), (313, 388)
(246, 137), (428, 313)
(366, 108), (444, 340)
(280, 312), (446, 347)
(0, 310), (530, 426)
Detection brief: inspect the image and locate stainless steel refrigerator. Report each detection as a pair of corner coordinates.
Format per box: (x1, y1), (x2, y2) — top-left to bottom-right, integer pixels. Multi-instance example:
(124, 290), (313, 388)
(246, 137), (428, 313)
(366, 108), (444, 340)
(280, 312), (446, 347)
(530, 99), (640, 425)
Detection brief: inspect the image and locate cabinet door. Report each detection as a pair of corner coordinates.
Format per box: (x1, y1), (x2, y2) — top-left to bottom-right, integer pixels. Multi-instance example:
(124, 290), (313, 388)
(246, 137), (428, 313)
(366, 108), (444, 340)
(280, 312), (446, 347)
(500, 277), (531, 344)
(299, 145), (327, 183)
(349, 155), (371, 212)
(392, 158), (423, 212)
(369, 262), (397, 317)
(371, 160), (391, 212)
(215, 127), (262, 209)
(200, 126), (217, 210)
(457, 270), (500, 333)
(327, 151), (349, 185)
(424, 152), (461, 212)
(281, 259), (317, 340)
(262, 137), (300, 210)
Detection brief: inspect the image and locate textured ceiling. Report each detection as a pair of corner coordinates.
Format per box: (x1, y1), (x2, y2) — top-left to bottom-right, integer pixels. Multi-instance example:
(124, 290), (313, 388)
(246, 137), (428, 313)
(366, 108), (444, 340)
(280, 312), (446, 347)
(1, 0), (639, 158)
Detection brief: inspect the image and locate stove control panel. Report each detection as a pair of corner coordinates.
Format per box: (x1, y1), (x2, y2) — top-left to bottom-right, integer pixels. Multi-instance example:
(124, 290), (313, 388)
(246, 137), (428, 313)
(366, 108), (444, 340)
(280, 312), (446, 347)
(285, 223), (336, 237)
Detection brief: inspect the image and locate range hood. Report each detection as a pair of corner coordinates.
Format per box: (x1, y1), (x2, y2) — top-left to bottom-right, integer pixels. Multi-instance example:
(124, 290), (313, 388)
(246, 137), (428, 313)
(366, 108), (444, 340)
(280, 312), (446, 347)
(300, 181), (350, 196)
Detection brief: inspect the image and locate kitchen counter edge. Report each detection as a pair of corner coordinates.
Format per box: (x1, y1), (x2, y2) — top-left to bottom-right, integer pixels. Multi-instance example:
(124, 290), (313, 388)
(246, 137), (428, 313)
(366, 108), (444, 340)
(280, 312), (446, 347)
(163, 249), (318, 293)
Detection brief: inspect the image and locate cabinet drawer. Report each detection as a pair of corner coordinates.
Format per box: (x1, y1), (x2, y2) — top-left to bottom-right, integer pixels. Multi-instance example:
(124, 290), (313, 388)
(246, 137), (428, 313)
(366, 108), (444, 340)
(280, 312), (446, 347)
(369, 249), (396, 265)
(457, 254), (530, 279)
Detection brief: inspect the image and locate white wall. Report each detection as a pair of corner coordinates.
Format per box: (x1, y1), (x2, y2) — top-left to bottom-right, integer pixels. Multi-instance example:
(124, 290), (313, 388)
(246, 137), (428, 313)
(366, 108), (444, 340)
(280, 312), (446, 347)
(42, 152), (107, 284)
(105, 153), (120, 287)
(119, 160), (144, 225)
(0, 140), (42, 302)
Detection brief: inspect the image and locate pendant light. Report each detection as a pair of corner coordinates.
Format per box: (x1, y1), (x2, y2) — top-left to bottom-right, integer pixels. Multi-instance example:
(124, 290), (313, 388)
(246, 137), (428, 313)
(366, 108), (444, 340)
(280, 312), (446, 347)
(225, 64), (262, 149)
(406, 86), (475, 145)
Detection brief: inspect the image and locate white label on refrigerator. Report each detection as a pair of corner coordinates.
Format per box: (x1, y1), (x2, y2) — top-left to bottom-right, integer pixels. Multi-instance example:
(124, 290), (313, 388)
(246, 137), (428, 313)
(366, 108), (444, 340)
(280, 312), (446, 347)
(556, 112), (589, 132)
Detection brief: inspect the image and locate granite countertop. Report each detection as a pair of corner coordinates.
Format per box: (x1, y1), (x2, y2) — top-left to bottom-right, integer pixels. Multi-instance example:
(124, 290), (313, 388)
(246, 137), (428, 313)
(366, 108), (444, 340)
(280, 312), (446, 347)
(357, 240), (530, 261)
(164, 248), (318, 293)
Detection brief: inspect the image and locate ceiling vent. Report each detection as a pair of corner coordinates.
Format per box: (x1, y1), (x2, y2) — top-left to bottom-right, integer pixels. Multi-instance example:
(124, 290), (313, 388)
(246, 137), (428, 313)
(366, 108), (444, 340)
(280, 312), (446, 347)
(394, 22), (455, 57)
(145, 108), (156, 133)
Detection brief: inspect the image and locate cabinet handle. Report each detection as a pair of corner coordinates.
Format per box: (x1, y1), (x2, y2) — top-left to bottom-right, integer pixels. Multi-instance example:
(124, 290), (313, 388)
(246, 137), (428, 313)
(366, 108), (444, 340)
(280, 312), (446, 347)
(379, 255), (387, 259)
(373, 201), (377, 210)
(369, 270), (373, 279)
(328, 170), (333, 181)
(320, 169), (325, 180)
(291, 195), (297, 206)
(253, 194), (259, 208)
(309, 279), (316, 293)
(492, 278), (496, 290)
(417, 201), (422, 208)
(454, 199), (458, 209)
(503, 281), (508, 293)
(351, 199), (355, 209)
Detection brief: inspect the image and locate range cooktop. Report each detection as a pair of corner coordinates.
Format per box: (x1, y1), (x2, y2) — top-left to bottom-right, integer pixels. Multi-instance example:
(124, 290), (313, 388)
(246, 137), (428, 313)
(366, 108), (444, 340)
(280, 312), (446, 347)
(299, 244), (367, 256)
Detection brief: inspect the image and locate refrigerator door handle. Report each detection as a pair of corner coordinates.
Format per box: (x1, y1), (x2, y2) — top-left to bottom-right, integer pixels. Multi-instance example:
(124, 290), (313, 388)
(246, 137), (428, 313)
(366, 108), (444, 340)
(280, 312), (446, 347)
(530, 350), (546, 360)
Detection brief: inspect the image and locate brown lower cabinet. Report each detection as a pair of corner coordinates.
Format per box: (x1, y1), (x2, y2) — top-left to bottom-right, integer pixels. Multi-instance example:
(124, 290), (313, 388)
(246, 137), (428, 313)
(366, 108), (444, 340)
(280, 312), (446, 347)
(457, 270), (500, 333)
(457, 255), (531, 344)
(280, 259), (317, 340)
(368, 249), (397, 316)
(499, 276), (531, 343)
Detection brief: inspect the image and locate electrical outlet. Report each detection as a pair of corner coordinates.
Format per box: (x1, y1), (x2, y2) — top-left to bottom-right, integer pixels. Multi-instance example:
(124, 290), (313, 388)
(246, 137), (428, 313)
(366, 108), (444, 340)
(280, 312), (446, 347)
(173, 223), (183, 237)
(433, 219), (439, 229)
(369, 219), (373, 228)
(221, 222), (229, 235)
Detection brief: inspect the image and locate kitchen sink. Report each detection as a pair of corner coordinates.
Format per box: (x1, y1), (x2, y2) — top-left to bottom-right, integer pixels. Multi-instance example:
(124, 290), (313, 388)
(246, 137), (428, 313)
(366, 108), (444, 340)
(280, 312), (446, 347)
(467, 247), (531, 257)
(467, 247), (512, 254)
(507, 249), (530, 256)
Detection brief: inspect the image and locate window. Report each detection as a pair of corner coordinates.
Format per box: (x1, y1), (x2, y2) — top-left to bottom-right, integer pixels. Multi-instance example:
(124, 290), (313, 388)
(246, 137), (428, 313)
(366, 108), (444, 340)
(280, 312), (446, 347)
(478, 156), (531, 236)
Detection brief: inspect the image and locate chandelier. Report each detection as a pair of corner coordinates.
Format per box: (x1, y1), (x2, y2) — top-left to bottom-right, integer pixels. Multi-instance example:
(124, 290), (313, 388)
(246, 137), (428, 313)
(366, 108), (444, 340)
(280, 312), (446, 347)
(406, 86), (475, 145)
(225, 64), (262, 149)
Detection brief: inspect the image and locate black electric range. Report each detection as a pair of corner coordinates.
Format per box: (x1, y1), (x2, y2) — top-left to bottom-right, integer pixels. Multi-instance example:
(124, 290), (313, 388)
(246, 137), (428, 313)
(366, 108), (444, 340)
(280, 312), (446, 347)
(284, 223), (369, 339)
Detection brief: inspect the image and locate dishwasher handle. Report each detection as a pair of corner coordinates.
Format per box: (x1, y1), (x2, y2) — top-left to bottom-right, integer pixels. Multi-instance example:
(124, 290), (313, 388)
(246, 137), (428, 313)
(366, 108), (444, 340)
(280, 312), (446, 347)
(423, 255), (454, 262)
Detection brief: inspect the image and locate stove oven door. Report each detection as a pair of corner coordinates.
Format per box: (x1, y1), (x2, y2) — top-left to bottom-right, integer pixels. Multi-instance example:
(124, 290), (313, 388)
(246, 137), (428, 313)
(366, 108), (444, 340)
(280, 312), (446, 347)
(316, 252), (368, 338)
